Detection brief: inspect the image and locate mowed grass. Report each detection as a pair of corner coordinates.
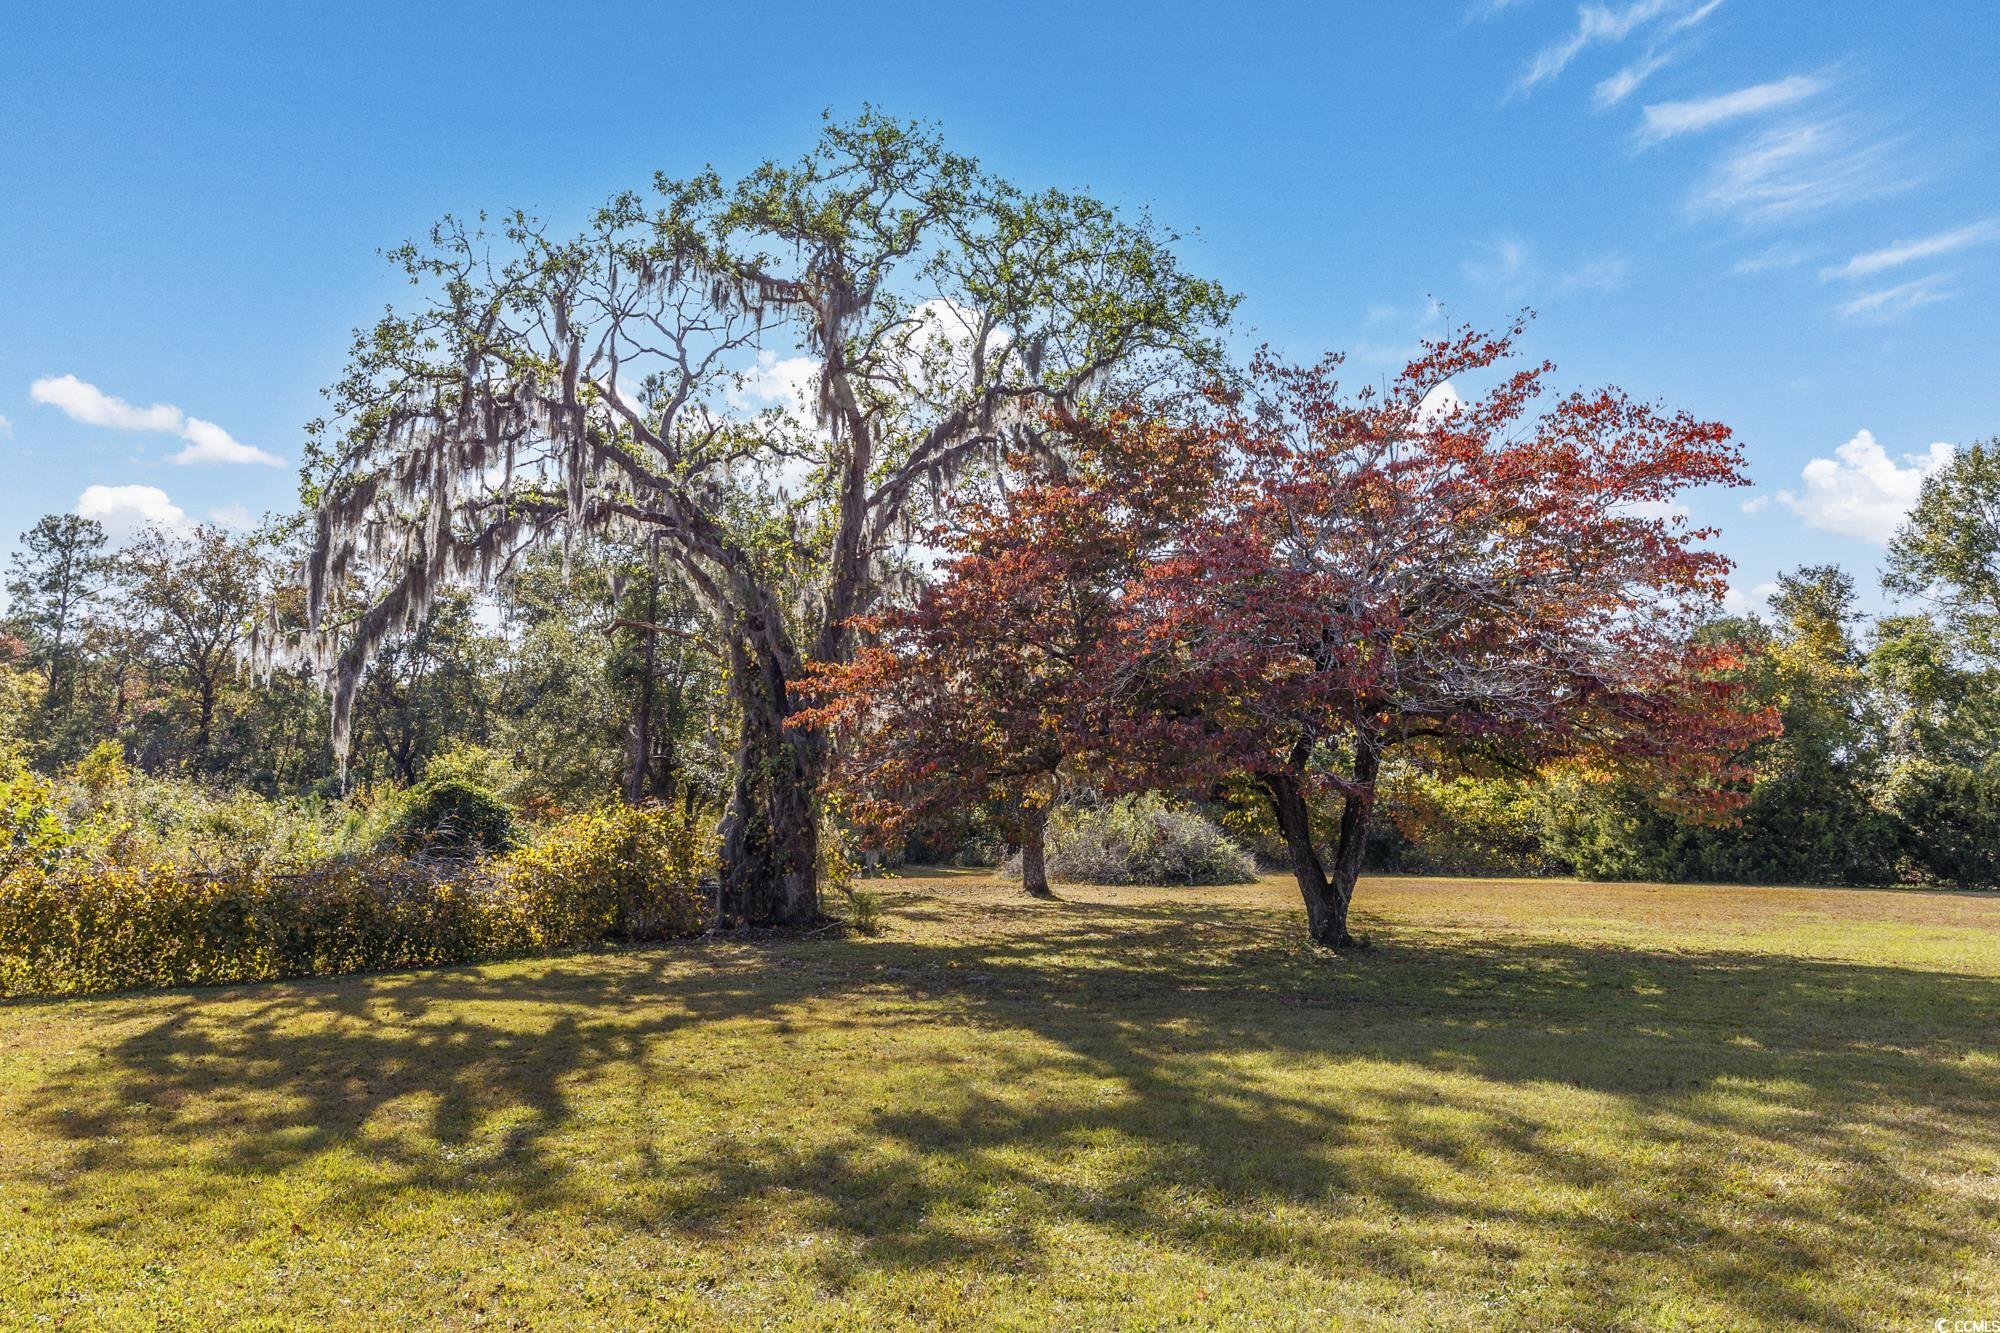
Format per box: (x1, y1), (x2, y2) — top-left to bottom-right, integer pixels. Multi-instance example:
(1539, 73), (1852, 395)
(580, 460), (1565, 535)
(3, 872), (1999, 1330)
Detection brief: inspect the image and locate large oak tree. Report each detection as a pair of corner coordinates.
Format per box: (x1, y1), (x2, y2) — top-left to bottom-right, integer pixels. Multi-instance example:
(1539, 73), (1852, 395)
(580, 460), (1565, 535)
(282, 112), (1231, 925)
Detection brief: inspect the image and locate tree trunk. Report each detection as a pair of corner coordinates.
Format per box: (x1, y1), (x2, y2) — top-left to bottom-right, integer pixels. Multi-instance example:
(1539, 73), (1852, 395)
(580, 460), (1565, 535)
(625, 536), (661, 806)
(1263, 769), (1353, 949)
(716, 633), (821, 928)
(195, 679), (216, 764)
(1019, 799), (1054, 898)
(1324, 736), (1381, 945)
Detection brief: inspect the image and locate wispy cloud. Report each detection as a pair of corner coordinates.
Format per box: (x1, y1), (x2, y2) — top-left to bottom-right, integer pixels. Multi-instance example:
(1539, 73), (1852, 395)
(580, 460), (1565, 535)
(1689, 117), (1911, 225)
(1722, 580), (1779, 613)
(1593, 46), (1678, 108)
(1821, 218), (2000, 280)
(1834, 275), (1955, 321)
(1516, 0), (1722, 95)
(0, 414), (11, 438)
(1732, 242), (1815, 274)
(1556, 252), (1633, 293)
(29, 374), (282, 466)
(1638, 73), (1826, 143)
(207, 502), (256, 531)
(1461, 236), (1532, 287)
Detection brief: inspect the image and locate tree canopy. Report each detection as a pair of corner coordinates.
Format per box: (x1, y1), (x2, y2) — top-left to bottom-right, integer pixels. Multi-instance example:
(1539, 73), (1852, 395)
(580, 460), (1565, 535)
(276, 109), (1234, 924)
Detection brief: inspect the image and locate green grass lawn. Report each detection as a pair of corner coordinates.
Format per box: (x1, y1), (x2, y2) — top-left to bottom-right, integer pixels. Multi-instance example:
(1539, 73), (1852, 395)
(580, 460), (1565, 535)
(3, 871), (1998, 1330)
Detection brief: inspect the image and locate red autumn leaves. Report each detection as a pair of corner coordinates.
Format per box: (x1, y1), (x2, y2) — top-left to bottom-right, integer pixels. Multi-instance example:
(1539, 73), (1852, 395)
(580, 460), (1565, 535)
(798, 326), (1777, 942)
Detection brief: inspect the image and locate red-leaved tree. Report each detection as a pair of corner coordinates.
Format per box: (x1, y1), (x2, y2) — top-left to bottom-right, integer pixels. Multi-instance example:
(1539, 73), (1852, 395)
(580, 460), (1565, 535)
(798, 412), (1225, 896)
(1124, 326), (1777, 947)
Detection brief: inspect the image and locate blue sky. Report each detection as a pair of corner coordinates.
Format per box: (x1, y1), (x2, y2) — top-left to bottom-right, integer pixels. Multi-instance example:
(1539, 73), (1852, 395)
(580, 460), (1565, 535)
(3, 1), (1996, 613)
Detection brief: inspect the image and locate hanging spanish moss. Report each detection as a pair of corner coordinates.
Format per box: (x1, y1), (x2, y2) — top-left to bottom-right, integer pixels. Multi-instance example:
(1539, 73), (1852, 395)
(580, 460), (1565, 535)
(267, 111), (1233, 921)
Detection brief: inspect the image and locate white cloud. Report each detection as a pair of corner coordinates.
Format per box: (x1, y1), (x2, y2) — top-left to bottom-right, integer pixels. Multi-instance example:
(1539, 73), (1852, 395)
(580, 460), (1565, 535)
(1740, 493), (1772, 513)
(76, 484), (188, 539)
(29, 373), (281, 466)
(207, 502), (255, 530)
(1515, 0), (1720, 94)
(1690, 118), (1910, 225)
(1776, 429), (1952, 542)
(171, 417), (279, 466)
(0, 414), (10, 436)
(728, 349), (819, 418)
(32, 374), (182, 432)
(1835, 275), (1955, 321)
(1821, 218), (2000, 281)
(1722, 581), (1779, 613)
(1416, 381), (1464, 426)
(1619, 497), (1693, 522)
(1638, 74), (1826, 144)
(1593, 47), (1678, 108)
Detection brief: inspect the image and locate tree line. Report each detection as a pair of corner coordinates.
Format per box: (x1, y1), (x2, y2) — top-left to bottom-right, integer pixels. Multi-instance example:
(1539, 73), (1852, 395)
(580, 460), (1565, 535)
(8, 113), (1998, 949)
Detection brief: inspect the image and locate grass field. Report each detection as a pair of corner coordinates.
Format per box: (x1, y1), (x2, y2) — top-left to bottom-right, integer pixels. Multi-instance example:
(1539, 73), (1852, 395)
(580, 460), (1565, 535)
(3, 870), (1997, 1330)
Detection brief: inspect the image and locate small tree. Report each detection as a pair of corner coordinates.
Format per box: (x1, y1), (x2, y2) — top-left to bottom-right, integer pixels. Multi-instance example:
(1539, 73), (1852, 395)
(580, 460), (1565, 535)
(799, 412), (1224, 896)
(119, 524), (265, 768)
(348, 591), (499, 786)
(1145, 328), (1774, 947)
(4, 514), (110, 759)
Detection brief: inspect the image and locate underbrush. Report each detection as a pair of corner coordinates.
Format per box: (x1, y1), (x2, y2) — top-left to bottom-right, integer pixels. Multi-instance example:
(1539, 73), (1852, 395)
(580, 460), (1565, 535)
(0, 747), (714, 996)
(1008, 794), (1256, 886)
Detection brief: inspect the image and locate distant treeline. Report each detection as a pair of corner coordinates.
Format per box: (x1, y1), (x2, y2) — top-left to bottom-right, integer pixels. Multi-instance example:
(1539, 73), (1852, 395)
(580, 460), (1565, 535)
(7, 510), (2000, 891)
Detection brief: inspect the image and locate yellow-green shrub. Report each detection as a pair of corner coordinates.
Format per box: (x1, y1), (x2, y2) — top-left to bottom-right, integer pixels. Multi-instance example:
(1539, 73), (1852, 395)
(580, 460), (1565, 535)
(496, 804), (714, 947)
(0, 803), (715, 997)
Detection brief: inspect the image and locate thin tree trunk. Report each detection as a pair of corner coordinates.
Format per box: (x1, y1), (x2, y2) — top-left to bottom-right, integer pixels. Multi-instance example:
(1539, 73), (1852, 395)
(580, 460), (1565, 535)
(1020, 799), (1054, 898)
(1323, 736), (1381, 945)
(625, 535), (661, 806)
(716, 632), (821, 928)
(196, 679), (216, 762)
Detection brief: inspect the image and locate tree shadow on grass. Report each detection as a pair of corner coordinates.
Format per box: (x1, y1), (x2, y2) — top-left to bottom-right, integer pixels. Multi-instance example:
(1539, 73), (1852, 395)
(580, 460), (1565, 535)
(15, 886), (2000, 1327)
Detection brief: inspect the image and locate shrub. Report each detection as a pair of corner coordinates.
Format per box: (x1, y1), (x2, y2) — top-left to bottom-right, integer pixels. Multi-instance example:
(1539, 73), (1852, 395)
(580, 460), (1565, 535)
(0, 803), (715, 997)
(500, 803), (714, 944)
(844, 886), (885, 935)
(381, 774), (518, 857)
(1009, 794), (1257, 886)
(0, 762), (69, 878)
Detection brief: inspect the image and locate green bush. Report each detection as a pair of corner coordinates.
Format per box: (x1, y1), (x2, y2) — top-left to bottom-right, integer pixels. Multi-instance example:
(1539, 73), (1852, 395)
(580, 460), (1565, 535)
(1883, 759), (2000, 888)
(1011, 794), (1257, 886)
(0, 803), (715, 997)
(381, 774), (518, 856)
(1380, 772), (1559, 876)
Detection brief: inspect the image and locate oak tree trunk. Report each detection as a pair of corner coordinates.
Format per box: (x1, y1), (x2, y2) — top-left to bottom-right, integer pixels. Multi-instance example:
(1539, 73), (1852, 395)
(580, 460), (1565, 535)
(716, 633), (821, 928)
